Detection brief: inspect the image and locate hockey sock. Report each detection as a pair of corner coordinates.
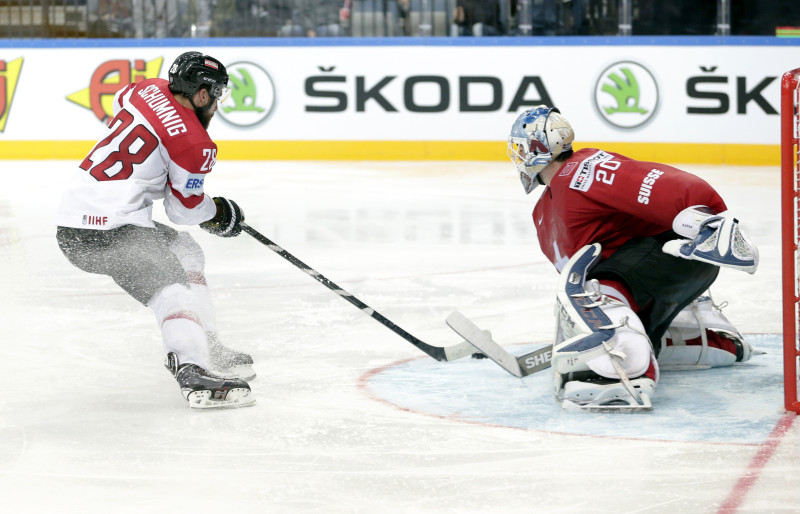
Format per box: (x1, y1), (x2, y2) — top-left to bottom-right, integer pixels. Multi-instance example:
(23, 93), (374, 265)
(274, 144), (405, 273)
(148, 283), (210, 369)
(187, 271), (219, 337)
(641, 359), (658, 382)
(665, 330), (739, 357)
(169, 232), (219, 336)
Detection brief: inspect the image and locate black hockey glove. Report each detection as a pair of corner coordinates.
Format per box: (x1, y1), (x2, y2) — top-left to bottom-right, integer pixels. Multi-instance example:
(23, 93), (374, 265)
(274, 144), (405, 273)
(200, 197), (244, 237)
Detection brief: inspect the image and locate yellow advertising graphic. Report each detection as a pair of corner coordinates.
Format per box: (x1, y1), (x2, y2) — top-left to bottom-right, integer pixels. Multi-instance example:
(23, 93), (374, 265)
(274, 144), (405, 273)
(0, 57), (23, 132)
(67, 57), (163, 122)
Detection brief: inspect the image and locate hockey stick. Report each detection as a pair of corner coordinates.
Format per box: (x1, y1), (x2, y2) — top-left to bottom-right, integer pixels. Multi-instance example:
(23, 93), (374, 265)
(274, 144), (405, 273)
(241, 223), (475, 362)
(445, 311), (552, 377)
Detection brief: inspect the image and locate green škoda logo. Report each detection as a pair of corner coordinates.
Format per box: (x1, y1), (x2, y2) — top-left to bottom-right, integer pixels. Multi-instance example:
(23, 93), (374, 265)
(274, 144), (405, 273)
(217, 61), (275, 127)
(594, 61), (658, 129)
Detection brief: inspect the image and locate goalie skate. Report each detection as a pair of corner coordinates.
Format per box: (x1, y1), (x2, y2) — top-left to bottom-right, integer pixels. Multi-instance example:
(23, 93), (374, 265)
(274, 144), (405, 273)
(559, 376), (655, 412)
(658, 295), (757, 369)
(208, 334), (256, 381)
(165, 353), (256, 409)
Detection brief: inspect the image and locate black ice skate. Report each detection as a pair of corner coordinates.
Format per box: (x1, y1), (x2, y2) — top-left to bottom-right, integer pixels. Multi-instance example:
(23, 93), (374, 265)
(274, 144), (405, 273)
(207, 333), (256, 381)
(165, 352), (255, 409)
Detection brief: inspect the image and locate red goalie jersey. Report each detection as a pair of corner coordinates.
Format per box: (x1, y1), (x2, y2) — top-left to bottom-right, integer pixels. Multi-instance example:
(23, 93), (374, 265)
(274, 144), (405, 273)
(534, 148), (727, 271)
(57, 78), (217, 230)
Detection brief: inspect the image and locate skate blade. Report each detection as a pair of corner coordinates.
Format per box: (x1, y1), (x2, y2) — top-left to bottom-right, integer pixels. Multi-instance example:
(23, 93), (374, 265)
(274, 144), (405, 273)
(213, 364), (257, 381)
(186, 388), (256, 410)
(562, 392), (653, 413)
(659, 364), (712, 371)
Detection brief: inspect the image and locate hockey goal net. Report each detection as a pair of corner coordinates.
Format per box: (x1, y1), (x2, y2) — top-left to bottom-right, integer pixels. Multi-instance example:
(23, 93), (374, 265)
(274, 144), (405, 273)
(782, 67), (800, 414)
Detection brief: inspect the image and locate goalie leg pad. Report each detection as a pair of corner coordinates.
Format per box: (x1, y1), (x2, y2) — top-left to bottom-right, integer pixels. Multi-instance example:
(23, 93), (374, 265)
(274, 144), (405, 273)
(658, 295), (754, 369)
(553, 299), (655, 380)
(552, 244), (658, 409)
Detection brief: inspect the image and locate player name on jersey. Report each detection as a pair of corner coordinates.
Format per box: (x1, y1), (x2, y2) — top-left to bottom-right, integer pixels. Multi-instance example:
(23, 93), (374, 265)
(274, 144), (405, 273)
(137, 84), (187, 137)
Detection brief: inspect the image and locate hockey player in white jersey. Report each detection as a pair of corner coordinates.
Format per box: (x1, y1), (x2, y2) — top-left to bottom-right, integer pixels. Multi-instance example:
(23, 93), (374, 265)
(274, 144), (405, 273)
(56, 51), (255, 409)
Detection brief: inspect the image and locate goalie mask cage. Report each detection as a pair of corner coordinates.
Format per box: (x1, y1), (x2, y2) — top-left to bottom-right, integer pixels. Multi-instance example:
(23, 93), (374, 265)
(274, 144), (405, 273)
(782, 67), (800, 414)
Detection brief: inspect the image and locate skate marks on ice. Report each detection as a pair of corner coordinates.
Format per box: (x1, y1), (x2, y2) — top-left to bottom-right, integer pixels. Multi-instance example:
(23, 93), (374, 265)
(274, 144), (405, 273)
(362, 333), (784, 445)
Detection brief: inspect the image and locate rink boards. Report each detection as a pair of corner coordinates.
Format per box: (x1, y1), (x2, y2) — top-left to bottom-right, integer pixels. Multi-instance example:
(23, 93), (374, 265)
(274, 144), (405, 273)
(0, 36), (798, 164)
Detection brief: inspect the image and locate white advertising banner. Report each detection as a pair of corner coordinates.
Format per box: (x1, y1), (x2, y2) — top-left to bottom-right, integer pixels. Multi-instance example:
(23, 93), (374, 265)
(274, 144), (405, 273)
(0, 38), (797, 160)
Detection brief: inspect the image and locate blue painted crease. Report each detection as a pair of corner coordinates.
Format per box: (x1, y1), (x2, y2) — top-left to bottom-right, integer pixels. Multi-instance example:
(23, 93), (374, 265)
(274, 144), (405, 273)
(367, 333), (784, 445)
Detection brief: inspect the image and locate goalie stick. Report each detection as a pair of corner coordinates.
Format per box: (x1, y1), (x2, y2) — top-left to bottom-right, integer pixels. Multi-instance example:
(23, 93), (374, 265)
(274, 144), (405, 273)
(445, 311), (552, 377)
(242, 223), (475, 362)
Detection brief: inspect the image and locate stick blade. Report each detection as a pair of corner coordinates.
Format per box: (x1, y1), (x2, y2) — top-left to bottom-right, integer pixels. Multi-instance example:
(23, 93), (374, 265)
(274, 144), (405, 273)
(445, 311), (523, 378)
(441, 341), (480, 361)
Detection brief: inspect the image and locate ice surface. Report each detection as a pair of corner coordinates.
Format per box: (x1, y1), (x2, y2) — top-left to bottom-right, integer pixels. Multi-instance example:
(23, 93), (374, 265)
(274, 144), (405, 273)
(368, 334), (784, 445)
(0, 160), (798, 513)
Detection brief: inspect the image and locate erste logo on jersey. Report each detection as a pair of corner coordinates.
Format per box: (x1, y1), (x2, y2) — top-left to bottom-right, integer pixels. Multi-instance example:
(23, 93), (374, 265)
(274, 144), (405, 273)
(67, 58), (164, 123)
(0, 57), (23, 133)
(185, 175), (205, 190)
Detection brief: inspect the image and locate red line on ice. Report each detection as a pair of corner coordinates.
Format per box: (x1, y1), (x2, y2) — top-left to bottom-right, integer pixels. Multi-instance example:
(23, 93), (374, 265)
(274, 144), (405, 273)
(717, 413), (796, 513)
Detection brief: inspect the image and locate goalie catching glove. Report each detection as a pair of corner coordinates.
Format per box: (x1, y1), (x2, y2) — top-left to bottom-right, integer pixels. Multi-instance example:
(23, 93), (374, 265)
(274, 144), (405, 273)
(662, 206), (758, 274)
(200, 197), (244, 237)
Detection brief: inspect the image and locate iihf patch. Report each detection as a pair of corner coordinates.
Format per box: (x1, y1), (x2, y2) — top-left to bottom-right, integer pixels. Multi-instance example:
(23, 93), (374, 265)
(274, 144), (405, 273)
(559, 162), (578, 177)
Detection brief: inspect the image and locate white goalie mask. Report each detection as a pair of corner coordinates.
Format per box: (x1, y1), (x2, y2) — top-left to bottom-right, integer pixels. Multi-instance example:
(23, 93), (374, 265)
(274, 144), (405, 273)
(507, 105), (574, 193)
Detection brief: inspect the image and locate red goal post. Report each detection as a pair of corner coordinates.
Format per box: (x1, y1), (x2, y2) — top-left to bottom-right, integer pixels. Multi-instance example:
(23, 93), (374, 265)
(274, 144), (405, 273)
(782, 67), (800, 414)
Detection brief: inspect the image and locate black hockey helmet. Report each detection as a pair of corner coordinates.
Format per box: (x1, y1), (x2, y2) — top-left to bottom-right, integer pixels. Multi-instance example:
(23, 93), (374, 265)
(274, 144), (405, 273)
(168, 51), (230, 106)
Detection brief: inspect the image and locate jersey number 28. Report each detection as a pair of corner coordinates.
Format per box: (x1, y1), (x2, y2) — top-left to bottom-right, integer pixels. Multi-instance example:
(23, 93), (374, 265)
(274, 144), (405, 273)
(80, 109), (158, 182)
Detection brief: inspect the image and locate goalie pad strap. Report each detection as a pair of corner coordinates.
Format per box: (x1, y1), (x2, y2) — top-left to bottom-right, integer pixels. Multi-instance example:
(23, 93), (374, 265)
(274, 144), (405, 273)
(555, 243), (612, 343)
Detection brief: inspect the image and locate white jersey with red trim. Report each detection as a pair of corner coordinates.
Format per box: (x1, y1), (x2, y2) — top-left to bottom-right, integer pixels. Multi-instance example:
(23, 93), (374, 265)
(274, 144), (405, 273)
(57, 78), (217, 230)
